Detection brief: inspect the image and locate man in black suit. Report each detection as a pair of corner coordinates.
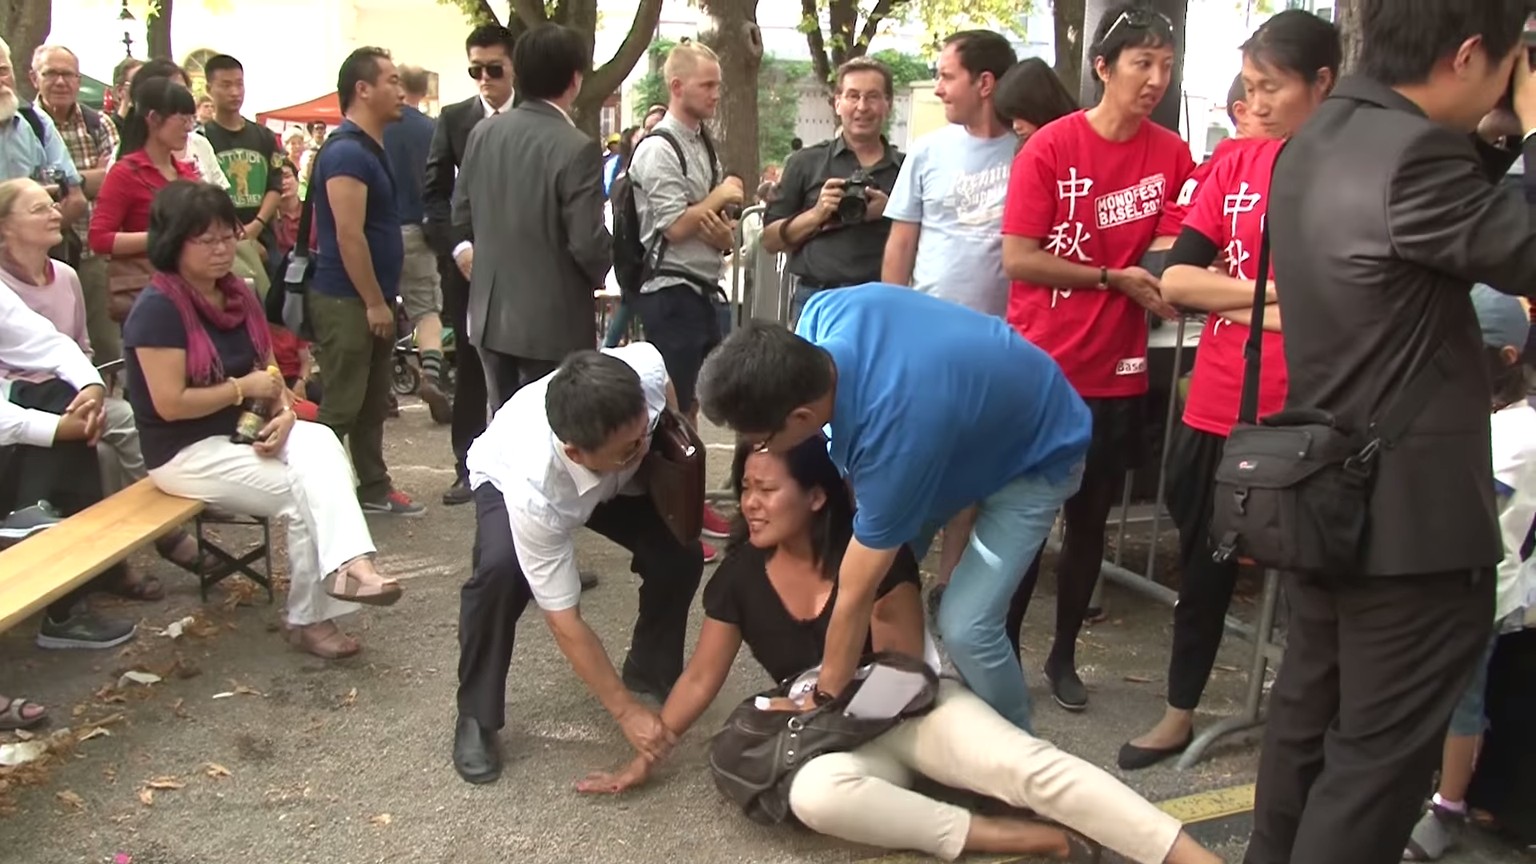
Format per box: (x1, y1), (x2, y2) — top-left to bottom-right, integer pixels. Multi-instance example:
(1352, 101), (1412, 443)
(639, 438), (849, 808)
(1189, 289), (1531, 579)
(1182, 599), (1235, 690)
(1255, 2), (1536, 862)
(424, 23), (515, 507)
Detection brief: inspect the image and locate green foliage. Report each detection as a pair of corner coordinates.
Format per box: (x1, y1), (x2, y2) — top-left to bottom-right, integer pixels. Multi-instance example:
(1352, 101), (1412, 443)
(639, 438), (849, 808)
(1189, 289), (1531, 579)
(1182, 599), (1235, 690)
(868, 48), (931, 90)
(891, 0), (1031, 50)
(631, 38), (676, 123)
(759, 57), (812, 166)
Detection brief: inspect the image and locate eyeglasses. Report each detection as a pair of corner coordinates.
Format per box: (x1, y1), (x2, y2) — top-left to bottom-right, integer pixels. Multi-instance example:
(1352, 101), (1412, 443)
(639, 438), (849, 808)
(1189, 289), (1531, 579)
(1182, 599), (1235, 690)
(1102, 8), (1174, 44)
(38, 70), (80, 82)
(21, 201), (60, 216)
(614, 411), (664, 468)
(188, 233), (239, 250)
(468, 63), (507, 81)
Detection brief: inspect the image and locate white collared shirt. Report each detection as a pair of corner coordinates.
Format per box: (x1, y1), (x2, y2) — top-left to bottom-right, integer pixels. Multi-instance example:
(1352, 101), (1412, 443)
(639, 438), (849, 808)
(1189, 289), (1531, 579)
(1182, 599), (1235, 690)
(0, 283), (103, 447)
(480, 95), (510, 119)
(467, 343), (669, 611)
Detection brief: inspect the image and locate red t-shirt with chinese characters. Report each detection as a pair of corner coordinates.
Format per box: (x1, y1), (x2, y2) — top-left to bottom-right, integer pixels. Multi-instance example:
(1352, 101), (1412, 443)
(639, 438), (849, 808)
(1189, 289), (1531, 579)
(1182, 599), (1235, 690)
(1163, 136), (1243, 233)
(1180, 137), (1288, 437)
(1004, 111), (1196, 398)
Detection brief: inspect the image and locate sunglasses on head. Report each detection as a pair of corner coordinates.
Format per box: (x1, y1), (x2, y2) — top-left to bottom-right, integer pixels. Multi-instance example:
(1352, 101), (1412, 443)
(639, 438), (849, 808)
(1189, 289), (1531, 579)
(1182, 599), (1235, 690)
(468, 63), (506, 81)
(1103, 8), (1174, 43)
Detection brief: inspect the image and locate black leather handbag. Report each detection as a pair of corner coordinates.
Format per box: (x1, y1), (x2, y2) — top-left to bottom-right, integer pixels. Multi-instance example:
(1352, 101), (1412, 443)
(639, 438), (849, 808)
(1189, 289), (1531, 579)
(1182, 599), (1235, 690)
(1210, 202), (1448, 576)
(708, 652), (939, 825)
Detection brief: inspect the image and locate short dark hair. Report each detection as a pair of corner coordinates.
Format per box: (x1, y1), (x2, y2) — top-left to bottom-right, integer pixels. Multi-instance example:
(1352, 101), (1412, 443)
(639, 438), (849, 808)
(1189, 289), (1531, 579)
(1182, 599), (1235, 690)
(697, 321), (834, 434)
(119, 76), (197, 157)
(203, 53), (243, 81)
(836, 57), (894, 99)
(943, 30), (1017, 85)
(994, 57), (1078, 129)
(1226, 72), (1246, 125)
(1090, 3), (1176, 70)
(147, 180), (242, 272)
(133, 58), (191, 90)
(338, 47), (391, 114)
(1241, 9), (1342, 85)
(112, 56), (142, 88)
(545, 352), (646, 451)
(466, 23), (516, 56)
(513, 24), (589, 102)
(728, 434), (852, 577)
(1358, 0), (1526, 86)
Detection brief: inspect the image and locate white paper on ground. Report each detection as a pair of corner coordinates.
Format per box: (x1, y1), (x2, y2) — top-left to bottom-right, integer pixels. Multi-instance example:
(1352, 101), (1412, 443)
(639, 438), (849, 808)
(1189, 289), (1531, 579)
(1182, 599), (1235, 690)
(843, 665), (928, 720)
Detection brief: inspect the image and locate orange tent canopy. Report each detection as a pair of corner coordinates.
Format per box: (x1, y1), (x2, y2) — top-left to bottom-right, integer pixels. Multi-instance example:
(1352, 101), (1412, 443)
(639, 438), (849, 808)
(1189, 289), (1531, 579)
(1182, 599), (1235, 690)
(256, 93), (342, 126)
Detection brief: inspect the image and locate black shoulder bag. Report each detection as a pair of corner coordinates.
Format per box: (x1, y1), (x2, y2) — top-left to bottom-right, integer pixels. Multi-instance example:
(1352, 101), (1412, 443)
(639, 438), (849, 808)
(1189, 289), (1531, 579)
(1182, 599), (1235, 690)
(708, 652), (938, 825)
(1210, 181), (1450, 576)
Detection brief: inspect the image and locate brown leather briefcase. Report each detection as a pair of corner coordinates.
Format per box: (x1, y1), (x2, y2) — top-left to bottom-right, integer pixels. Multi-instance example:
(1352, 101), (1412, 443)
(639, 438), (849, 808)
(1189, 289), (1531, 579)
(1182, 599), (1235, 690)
(644, 408), (706, 546)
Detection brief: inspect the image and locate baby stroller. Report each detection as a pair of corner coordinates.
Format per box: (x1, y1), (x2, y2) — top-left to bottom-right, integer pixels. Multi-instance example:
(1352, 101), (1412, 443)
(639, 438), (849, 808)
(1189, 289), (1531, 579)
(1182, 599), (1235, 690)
(390, 297), (457, 397)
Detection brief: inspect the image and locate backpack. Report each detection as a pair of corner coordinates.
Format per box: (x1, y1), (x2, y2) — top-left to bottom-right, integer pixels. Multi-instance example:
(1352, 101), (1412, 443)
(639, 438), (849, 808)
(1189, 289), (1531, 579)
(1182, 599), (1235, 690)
(611, 128), (719, 299)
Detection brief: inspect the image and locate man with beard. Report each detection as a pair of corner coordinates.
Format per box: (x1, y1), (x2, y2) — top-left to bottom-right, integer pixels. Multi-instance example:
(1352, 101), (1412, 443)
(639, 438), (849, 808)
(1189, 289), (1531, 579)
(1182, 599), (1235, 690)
(0, 39), (85, 225)
(761, 57), (904, 323)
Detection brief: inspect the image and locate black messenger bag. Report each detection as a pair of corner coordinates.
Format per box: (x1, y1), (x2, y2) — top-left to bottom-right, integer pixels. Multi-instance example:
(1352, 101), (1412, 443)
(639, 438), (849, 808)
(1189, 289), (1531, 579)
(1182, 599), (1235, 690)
(1209, 184), (1448, 576)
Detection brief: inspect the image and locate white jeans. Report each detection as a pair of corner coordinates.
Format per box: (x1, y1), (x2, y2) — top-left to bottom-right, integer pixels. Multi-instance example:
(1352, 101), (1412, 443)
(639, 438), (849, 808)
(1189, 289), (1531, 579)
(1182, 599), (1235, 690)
(787, 680), (1183, 863)
(97, 396), (146, 495)
(147, 420), (370, 626)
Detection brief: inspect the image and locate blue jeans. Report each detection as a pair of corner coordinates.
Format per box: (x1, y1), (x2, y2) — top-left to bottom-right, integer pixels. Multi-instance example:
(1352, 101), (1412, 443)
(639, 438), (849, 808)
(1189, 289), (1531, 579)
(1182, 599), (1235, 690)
(603, 301), (633, 348)
(914, 463), (1083, 733)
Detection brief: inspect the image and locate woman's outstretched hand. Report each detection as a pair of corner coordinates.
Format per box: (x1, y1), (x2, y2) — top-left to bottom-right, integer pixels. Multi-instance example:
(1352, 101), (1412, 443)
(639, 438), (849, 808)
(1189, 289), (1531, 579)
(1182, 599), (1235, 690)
(576, 754), (653, 795)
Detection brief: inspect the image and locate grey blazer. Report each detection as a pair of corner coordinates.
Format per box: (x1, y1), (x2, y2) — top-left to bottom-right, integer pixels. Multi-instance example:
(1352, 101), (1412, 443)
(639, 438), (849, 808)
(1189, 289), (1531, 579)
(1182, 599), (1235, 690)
(452, 100), (611, 360)
(1269, 75), (1536, 576)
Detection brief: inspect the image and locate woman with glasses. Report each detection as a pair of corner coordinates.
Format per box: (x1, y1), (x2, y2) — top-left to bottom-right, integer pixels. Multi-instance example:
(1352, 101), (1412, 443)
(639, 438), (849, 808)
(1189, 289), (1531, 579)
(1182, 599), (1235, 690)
(580, 436), (1222, 864)
(1001, 2), (1194, 713)
(1117, 10), (1340, 771)
(122, 181), (403, 659)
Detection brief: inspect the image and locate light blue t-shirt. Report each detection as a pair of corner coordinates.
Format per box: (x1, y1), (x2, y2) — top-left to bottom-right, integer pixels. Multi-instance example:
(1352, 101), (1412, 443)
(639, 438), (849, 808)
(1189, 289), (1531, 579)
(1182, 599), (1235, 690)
(0, 106), (82, 185)
(885, 124), (1015, 318)
(796, 283), (1091, 549)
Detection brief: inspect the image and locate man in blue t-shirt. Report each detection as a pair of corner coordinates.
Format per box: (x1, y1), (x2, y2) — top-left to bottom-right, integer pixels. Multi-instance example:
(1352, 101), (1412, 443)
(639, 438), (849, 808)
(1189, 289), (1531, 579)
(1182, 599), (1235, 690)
(308, 47), (422, 516)
(697, 283), (1090, 731)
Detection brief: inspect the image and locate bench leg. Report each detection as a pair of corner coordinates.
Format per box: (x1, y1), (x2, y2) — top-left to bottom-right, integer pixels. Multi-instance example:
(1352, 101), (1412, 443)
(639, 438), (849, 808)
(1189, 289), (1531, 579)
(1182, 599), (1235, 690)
(195, 514), (275, 604)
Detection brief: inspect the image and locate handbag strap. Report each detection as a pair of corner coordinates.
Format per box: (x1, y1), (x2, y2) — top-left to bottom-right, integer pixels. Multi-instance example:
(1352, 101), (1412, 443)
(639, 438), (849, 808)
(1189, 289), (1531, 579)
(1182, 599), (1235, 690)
(1236, 215), (1272, 425)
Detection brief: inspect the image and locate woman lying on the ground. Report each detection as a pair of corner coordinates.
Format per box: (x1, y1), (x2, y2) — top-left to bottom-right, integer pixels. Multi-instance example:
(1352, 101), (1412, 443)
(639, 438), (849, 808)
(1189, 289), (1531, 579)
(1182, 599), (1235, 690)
(0, 177), (219, 599)
(579, 436), (1221, 864)
(122, 179), (403, 659)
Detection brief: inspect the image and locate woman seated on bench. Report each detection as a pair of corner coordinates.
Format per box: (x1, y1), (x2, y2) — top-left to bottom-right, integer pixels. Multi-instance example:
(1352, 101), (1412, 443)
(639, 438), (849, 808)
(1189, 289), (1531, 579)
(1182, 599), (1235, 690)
(0, 177), (216, 600)
(122, 180), (404, 659)
(579, 436), (1220, 864)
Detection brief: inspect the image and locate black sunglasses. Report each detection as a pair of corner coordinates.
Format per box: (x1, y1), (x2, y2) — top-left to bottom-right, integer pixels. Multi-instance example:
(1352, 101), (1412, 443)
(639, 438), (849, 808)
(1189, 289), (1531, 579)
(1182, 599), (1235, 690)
(1103, 8), (1174, 43)
(468, 63), (506, 81)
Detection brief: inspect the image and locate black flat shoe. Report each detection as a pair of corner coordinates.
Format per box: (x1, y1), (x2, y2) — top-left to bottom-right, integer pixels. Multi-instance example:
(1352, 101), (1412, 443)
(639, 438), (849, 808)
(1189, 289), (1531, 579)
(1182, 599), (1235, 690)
(1115, 731), (1194, 771)
(579, 570), (600, 591)
(442, 477), (473, 507)
(1046, 664), (1089, 712)
(453, 715), (501, 784)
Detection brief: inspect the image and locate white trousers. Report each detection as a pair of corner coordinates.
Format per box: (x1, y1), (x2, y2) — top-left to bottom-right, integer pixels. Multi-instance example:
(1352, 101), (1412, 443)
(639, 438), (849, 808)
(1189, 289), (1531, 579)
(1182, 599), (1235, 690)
(787, 680), (1183, 863)
(147, 420), (370, 626)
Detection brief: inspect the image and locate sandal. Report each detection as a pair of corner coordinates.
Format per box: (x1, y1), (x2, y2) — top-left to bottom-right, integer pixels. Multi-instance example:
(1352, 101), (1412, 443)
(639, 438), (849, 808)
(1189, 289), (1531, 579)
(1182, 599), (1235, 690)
(325, 560), (402, 607)
(0, 696), (48, 731)
(104, 567), (165, 602)
(284, 621), (361, 659)
(156, 532), (220, 577)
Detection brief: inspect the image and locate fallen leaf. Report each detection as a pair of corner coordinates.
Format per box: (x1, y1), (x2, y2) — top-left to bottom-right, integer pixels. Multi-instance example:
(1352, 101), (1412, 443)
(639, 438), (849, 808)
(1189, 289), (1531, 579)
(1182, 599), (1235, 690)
(370, 812), (392, 827)
(1123, 675), (1154, 684)
(233, 685), (265, 698)
(145, 777), (185, 790)
(77, 727), (111, 742)
(339, 688), (357, 708)
(137, 787), (153, 806)
(171, 699), (188, 719)
(56, 789), (85, 811)
(203, 763), (232, 779)
(13, 729), (34, 741)
(211, 693), (234, 700)
(92, 713), (126, 728)
(160, 616), (196, 639)
(0, 741), (47, 766)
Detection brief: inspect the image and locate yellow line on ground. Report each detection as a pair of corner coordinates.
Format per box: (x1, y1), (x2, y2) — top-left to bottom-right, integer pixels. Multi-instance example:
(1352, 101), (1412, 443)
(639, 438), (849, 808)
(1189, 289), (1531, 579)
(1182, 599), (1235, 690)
(851, 783), (1256, 863)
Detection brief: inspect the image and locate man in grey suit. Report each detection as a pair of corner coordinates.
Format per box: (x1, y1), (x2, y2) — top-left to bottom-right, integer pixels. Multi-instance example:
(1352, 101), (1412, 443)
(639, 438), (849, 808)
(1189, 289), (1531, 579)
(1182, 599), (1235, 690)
(1254, 2), (1536, 862)
(451, 23), (611, 409)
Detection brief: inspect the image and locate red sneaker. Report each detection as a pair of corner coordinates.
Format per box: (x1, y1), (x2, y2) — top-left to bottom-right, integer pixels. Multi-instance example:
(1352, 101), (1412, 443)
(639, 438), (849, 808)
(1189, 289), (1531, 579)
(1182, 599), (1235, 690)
(701, 540), (719, 564)
(701, 505), (732, 539)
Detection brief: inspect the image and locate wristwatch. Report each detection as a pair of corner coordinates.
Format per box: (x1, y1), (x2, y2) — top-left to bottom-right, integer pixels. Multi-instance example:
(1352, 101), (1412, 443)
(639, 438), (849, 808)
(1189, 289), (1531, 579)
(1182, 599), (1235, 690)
(1098, 266), (1110, 290)
(811, 688), (836, 707)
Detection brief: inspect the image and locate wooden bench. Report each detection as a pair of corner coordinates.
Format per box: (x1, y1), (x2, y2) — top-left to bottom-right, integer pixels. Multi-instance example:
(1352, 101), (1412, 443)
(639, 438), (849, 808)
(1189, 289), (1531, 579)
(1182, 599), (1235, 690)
(0, 478), (271, 633)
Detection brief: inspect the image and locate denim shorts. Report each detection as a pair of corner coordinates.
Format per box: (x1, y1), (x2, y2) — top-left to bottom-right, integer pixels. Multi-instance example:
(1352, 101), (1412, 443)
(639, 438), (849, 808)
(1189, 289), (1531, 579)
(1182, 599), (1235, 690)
(1447, 629), (1501, 737)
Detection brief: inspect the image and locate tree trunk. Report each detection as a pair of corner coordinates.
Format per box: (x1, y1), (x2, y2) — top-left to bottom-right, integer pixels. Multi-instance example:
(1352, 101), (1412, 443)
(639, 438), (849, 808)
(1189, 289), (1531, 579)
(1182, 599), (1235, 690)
(1, 0), (52, 101)
(147, 0), (174, 60)
(512, 0), (663, 137)
(1336, 0), (1363, 73)
(1052, 0), (1086, 98)
(802, 0), (900, 95)
(700, 0), (764, 193)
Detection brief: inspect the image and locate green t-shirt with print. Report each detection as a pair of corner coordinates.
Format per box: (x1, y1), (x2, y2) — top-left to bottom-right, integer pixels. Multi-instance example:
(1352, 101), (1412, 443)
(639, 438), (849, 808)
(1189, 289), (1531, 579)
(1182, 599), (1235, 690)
(203, 118), (284, 223)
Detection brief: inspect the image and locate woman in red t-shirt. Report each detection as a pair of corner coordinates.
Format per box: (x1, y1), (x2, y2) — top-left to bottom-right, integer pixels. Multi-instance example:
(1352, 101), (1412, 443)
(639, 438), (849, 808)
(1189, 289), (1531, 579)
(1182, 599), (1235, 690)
(1118, 11), (1341, 770)
(1000, 3), (1194, 712)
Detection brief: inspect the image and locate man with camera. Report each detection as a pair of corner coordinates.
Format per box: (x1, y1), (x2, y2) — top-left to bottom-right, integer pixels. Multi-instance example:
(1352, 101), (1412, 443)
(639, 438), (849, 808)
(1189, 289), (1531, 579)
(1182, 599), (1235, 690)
(0, 39), (86, 227)
(762, 58), (903, 321)
(1251, 2), (1536, 863)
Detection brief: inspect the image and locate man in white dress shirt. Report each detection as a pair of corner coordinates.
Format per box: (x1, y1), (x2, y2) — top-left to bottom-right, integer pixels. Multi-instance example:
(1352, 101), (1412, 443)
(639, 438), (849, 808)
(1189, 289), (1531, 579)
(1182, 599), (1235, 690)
(452, 342), (703, 784)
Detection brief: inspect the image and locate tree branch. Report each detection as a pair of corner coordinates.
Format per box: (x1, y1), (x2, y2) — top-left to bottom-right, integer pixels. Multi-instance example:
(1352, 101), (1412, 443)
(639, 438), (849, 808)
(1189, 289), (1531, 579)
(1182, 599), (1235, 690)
(803, 0), (833, 87)
(582, 0), (665, 110)
(854, 0), (901, 56)
(512, 0), (548, 24)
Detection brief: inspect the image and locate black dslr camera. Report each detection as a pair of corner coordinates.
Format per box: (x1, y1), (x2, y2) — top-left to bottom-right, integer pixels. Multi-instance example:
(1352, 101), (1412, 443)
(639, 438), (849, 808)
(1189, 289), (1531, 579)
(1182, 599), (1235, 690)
(837, 169), (872, 224)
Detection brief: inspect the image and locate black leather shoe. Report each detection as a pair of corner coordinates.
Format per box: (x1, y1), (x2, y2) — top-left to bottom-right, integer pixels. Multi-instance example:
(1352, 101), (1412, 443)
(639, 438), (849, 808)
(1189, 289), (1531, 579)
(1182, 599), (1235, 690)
(442, 477), (473, 507)
(579, 570), (600, 591)
(1045, 662), (1088, 712)
(621, 657), (673, 704)
(453, 715), (501, 784)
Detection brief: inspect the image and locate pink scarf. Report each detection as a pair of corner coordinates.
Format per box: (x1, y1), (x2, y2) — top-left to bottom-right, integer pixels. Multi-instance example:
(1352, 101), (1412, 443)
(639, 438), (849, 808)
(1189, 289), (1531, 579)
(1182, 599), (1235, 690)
(149, 270), (272, 385)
